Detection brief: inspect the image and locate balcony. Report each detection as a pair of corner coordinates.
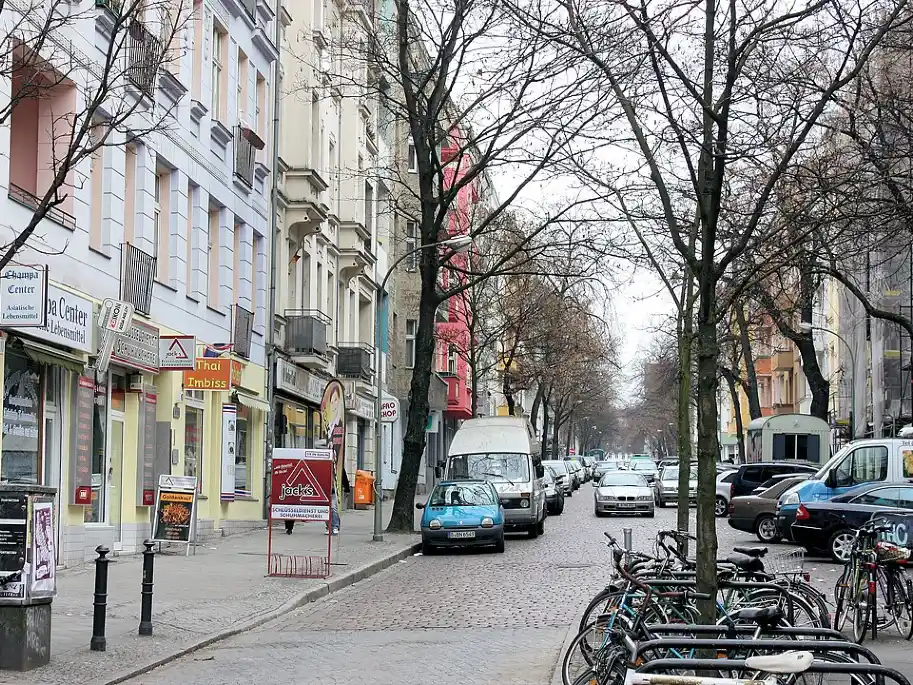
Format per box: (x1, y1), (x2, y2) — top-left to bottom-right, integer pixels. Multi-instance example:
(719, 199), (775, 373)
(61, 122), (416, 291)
(444, 374), (473, 419)
(234, 126), (258, 189)
(8, 183), (76, 230)
(127, 20), (163, 98)
(120, 242), (156, 315)
(773, 350), (793, 372)
(337, 343), (374, 382)
(283, 310), (330, 371)
(233, 304), (254, 359)
(338, 221), (376, 275)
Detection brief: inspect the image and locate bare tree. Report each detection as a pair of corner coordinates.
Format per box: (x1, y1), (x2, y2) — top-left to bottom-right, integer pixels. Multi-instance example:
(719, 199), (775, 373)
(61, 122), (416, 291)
(0, 0), (189, 267)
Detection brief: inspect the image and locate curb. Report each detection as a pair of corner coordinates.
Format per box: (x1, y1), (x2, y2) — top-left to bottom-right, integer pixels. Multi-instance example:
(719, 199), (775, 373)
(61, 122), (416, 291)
(93, 540), (422, 685)
(550, 620), (579, 685)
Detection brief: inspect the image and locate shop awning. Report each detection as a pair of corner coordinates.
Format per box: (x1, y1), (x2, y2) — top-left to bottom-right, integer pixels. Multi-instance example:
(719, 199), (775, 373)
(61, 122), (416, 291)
(22, 340), (87, 375)
(234, 390), (271, 413)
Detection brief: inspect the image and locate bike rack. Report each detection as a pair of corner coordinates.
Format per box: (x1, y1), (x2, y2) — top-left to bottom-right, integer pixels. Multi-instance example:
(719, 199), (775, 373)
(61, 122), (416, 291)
(635, 658), (909, 685)
(633, 637), (882, 665)
(638, 578), (798, 625)
(645, 623), (845, 640)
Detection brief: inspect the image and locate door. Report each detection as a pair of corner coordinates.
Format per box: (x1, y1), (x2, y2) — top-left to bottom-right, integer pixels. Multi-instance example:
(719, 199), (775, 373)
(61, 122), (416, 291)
(43, 411), (62, 563)
(108, 417), (125, 547)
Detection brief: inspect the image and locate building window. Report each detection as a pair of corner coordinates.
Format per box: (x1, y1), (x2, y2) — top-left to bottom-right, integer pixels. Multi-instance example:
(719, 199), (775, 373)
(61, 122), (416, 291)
(235, 404), (251, 495)
(405, 221), (418, 270)
(237, 49), (248, 125)
(86, 374), (109, 523)
(447, 344), (457, 375)
(89, 125), (104, 250)
(405, 318), (417, 369)
(407, 143), (417, 172)
(124, 144), (137, 244)
(208, 207), (220, 307)
(1, 352), (41, 484)
(211, 26), (224, 119)
(185, 392), (204, 491)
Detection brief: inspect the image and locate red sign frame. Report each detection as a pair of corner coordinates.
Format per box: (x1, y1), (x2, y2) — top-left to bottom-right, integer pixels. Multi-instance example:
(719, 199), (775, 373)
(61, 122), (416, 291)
(269, 453), (333, 521)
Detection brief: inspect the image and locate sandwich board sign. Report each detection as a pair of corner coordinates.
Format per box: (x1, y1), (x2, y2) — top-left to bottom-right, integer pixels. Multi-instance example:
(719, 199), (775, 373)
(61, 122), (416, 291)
(159, 335), (196, 370)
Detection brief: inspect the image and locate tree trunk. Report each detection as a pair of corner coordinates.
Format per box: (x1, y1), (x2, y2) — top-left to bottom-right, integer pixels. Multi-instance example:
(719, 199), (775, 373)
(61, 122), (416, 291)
(531, 383), (544, 429)
(695, 311), (720, 623)
(503, 372), (516, 416)
(736, 306), (762, 420)
(542, 394), (550, 451)
(386, 267), (439, 532)
(677, 299), (694, 538)
(796, 334), (829, 420)
(552, 409), (562, 457)
(721, 368), (746, 463)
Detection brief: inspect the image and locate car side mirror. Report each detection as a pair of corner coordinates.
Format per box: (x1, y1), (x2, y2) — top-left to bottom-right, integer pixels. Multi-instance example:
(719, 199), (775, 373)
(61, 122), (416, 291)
(415, 502), (425, 509)
(434, 466), (443, 478)
(535, 463), (545, 479)
(825, 470), (839, 489)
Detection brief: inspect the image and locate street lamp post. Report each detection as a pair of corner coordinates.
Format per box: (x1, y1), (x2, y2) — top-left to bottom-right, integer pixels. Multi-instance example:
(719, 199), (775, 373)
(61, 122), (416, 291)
(372, 234), (473, 542)
(799, 322), (858, 439)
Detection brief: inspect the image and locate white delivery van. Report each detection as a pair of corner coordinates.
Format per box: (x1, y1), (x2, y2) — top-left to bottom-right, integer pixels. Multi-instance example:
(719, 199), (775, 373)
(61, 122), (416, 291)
(444, 417), (546, 538)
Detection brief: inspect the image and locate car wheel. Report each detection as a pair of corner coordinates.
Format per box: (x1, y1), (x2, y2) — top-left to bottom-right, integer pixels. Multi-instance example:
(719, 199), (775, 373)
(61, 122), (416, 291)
(421, 540), (435, 555)
(755, 514), (781, 543)
(829, 529), (855, 563)
(537, 515), (545, 536)
(715, 496), (728, 517)
(644, 510), (655, 518)
(566, 489), (573, 498)
(594, 507), (603, 518)
(657, 497), (666, 508)
(556, 501), (564, 515)
(495, 534), (505, 553)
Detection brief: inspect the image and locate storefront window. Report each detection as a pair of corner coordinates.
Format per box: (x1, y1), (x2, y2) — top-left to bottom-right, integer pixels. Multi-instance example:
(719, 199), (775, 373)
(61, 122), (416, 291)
(1, 352), (42, 483)
(235, 405), (252, 495)
(86, 374), (108, 523)
(185, 399), (204, 490)
(280, 402), (322, 448)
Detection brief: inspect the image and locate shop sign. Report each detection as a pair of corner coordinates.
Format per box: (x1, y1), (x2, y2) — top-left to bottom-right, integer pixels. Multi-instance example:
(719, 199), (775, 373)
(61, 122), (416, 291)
(110, 320), (160, 373)
(380, 397), (399, 423)
(71, 376), (95, 504)
(220, 404), (237, 501)
(159, 335), (195, 369)
(269, 449), (333, 521)
(183, 358), (232, 390)
(136, 390), (157, 506)
(0, 264), (47, 327)
(276, 359), (324, 404)
(12, 283), (94, 353)
(152, 474), (198, 545)
(231, 359), (243, 387)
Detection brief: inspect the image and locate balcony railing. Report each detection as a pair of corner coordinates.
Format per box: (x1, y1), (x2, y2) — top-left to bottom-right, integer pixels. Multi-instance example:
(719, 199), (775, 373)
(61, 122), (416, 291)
(234, 125), (255, 188)
(233, 304), (254, 359)
(120, 242), (156, 315)
(284, 309), (329, 356)
(8, 183), (77, 230)
(127, 20), (163, 97)
(94, 0), (124, 15)
(337, 343), (374, 381)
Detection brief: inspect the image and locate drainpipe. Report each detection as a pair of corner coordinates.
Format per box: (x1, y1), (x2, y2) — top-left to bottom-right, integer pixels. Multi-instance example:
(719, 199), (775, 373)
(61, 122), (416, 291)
(262, 3), (282, 520)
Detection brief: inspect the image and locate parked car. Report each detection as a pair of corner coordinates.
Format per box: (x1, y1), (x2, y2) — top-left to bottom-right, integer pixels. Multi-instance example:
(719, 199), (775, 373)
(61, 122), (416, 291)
(593, 460), (619, 480)
(543, 460), (574, 496)
(594, 471), (655, 517)
(655, 466), (697, 507)
(728, 476), (808, 543)
(729, 462), (818, 500)
(777, 438), (913, 544)
(716, 470), (739, 517)
(629, 460), (659, 484)
(790, 482), (913, 562)
(416, 480), (505, 554)
(543, 466), (565, 515)
(564, 458), (585, 487)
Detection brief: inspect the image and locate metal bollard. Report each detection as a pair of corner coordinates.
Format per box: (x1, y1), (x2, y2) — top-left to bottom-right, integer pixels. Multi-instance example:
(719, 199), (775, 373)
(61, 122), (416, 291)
(623, 527), (632, 551)
(90, 545), (110, 652)
(139, 539), (155, 636)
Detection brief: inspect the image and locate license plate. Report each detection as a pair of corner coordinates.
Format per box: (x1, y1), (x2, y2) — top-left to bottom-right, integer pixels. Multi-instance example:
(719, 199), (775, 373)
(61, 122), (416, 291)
(618, 503), (635, 508)
(448, 530), (476, 539)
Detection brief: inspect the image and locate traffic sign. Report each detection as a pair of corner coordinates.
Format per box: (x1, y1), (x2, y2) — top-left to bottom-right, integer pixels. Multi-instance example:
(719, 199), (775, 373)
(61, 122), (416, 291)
(98, 298), (135, 334)
(380, 397), (399, 423)
(159, 335), (196, 369)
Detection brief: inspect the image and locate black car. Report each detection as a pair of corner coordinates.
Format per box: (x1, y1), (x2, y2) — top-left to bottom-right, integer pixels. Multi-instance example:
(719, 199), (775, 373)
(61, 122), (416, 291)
(544, 466), (565, 515)
(729, 462), (819, 499)
(790, 482), (913, 563)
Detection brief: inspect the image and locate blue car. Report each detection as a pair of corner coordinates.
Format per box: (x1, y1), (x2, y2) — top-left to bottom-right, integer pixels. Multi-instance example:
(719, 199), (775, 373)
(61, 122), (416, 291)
(416, 480), (505, 554)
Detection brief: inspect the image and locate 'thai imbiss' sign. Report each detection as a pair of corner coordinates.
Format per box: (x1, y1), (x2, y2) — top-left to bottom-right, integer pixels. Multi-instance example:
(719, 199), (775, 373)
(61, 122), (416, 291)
(183, 358), (232, 390)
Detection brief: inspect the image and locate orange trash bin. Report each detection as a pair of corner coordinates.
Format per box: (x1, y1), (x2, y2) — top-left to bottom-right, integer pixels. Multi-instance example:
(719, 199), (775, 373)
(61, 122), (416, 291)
(354, 469), (375, 506)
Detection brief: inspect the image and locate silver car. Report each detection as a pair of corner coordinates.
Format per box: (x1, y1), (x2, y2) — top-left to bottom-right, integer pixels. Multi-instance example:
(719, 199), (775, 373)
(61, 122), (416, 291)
(543, 459), (574, 496)
(594, 472), (655, 517)
(655, 466), (697, 507)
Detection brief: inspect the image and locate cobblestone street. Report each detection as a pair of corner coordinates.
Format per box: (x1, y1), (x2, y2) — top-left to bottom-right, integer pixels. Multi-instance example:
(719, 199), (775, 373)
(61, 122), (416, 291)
(121, 487), (911, 684)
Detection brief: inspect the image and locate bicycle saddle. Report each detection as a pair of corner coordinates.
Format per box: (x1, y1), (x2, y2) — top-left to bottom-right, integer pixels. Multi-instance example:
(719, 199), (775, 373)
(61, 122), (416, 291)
(733, 545), (768, 557)
(728, 605), (784, 627)
(745, 650), (813, 674)
(725, 552), (765, 573)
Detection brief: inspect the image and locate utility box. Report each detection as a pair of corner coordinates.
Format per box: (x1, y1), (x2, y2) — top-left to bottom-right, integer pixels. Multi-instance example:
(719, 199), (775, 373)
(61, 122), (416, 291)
(0, 484), (57, 671)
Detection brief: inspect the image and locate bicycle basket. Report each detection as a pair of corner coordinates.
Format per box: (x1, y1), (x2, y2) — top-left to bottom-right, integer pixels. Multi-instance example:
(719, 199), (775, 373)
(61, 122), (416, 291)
(875, 540), (912, 562)
(765, 548), (805, 574)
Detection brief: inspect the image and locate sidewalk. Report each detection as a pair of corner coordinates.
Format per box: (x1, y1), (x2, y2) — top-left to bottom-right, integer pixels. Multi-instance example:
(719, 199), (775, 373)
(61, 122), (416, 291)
(3, 504), (420, 685)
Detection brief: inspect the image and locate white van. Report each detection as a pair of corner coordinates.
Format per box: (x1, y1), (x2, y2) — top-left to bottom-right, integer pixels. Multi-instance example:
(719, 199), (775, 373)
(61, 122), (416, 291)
(443, 417), (547, 538)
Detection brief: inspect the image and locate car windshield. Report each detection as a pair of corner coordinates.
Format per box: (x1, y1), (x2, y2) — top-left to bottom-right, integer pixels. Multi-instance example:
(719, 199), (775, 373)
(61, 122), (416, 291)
(597, 461), (616, 470)
(449, 453), (530, 483)
(599, 473), (646, 487)
(543, 460), (568, 474)
(631, 462), (657, 474)
(544, 467), (556, 484)
(429, 483), (497, 507)
(662, 467), (697, 481)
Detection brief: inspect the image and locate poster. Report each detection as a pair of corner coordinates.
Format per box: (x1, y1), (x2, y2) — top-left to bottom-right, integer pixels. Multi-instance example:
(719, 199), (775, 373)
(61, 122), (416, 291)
(136, 390), (157, 506)
(30, 501), (55, 594)
(0, 493), (26, 573)
(152, 489), (195, 542)
(270, 450), (333, 521)
(220, 404), (237, 502)
(320, 380), (346, 507)
(71, 376), (95, 504)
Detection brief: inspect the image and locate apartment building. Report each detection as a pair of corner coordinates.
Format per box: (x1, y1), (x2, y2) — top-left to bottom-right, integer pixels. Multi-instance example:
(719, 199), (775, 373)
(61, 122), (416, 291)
(0, 0), (278, 566)
(274, 0), (383, 483)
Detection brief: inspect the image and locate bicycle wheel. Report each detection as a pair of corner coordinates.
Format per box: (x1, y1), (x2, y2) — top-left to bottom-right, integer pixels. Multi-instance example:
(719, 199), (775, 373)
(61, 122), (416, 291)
(852, 583), (870, 644)
(885, 568), (913, 638)
(787, 580), (831, 629)
(578, 588), (626, 637)
(833, 569), (852, 632)
(562, 621), (600, 685)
